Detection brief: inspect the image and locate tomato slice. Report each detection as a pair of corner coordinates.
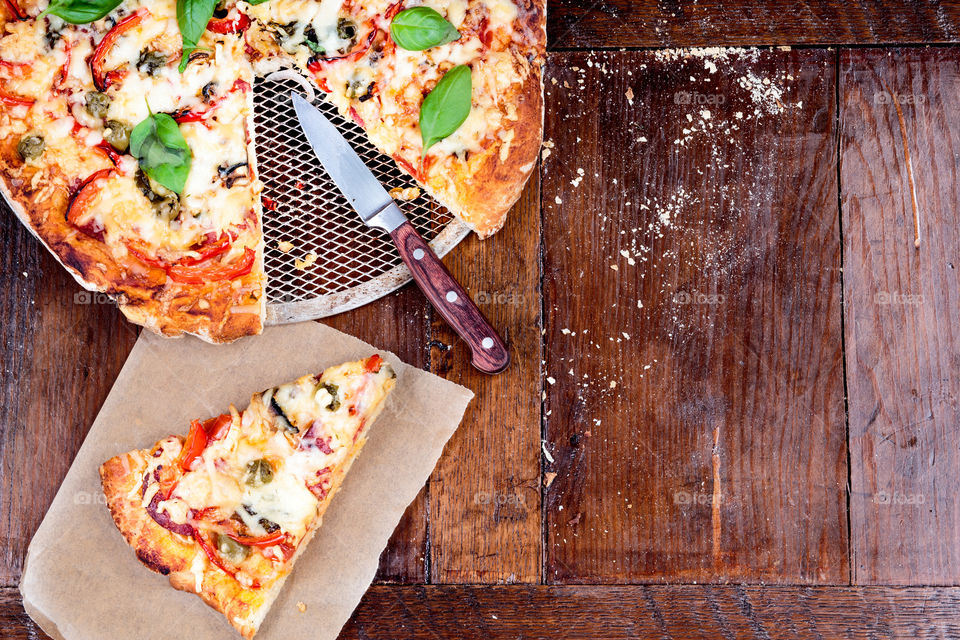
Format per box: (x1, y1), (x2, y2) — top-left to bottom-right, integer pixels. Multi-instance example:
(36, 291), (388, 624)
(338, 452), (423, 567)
(177, 419), (208, 471)
(225, 531), (286, 548)
(202, 413), (233, 441)
(91, 8), (149, 91)
(206, 11), (250, 34)
(364, 354), (384, 373)
(167, 247), (256, 284)
(0, 84), (32, 107)
(0, 60), (29, 76)
(2, 0), (25, 20)
(66, 169), (114, 235)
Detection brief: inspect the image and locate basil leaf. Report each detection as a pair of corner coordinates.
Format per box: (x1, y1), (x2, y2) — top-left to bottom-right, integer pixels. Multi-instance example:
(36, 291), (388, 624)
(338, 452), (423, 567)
(390, 7), (460, 51)
(130, 113), (192, 194)
(40, 0), (123, 24)
(176, 0), (217, 72)
(246, 0), (272, 4)
(419, 64), (472, 156)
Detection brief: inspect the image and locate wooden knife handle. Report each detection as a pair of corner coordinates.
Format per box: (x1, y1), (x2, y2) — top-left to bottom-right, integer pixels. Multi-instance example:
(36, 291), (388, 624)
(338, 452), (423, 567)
(389, 221), (510, 374)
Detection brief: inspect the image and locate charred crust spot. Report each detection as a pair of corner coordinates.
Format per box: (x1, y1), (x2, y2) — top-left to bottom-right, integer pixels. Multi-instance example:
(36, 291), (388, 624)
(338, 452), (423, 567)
(136, 546), (172, 575)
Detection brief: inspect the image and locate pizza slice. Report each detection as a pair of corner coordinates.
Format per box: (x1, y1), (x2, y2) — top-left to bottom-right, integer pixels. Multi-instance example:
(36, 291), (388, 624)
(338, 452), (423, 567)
(0, 0), (265, 342)
(242, 0), (545, 238)
(99, 355), (395, 638)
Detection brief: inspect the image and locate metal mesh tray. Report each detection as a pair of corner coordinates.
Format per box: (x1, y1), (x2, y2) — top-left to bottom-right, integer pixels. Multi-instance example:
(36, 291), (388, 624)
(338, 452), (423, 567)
(256, 76), (469, 325)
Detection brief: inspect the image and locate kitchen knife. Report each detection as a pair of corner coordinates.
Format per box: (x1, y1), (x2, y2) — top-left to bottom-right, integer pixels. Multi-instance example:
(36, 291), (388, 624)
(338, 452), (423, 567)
(291, 93), (510, 374)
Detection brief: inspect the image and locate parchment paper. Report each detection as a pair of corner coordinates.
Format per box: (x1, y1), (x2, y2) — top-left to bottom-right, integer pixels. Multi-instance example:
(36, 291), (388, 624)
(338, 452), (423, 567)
(19, 322), (473, 640)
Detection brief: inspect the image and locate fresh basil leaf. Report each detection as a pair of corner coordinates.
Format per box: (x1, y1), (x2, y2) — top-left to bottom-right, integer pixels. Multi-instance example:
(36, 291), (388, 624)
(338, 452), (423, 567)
(176, 0), (217, 72)
(130, 113), (192, 194)
(419, 64), (472, 156)
(40, 0), (123, 24)
(390, 7), (460, 51)
(246, 0), (271, 4)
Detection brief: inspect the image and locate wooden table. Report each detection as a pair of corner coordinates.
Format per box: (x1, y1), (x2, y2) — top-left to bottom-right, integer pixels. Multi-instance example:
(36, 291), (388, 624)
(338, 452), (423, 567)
(4, 2), (960, 637)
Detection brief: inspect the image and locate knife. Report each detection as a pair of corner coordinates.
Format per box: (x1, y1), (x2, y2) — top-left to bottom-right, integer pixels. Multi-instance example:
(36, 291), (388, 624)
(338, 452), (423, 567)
(291, 93), (510, 374)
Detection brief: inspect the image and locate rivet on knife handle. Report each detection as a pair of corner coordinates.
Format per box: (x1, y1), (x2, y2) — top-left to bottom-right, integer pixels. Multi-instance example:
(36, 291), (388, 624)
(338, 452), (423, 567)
(389, 220), (510, 374)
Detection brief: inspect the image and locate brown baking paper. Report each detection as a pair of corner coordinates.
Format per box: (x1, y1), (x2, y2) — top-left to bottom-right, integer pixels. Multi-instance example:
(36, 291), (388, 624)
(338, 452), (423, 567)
(19, 321), (473, 640)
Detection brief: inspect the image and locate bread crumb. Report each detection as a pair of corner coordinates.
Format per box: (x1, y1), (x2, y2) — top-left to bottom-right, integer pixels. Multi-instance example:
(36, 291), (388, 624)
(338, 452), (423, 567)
(294, 253), (318, 270)
(296, 602), (307, 613)
(544, 471), (557, 488)
(389, 186), (420, 201)
(625, 87), (634, 104)
(277, 240), (294, 253)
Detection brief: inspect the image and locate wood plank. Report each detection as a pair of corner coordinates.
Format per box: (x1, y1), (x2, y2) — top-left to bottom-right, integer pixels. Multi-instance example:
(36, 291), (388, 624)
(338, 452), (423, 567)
(541, 50), (845, 583)
(549, 0), (960, 49)
(840, 48), (960, 584)
(0, 207), (138, 586)
(322, 288), (431, 583)
(427, 173), (542, 583)
(7, 585), (960, 639)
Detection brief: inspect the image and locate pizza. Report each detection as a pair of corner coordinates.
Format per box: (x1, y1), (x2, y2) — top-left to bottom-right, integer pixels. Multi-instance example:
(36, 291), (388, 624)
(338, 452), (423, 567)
(0, 0), (544, 342)
(100, 354), (396, 638)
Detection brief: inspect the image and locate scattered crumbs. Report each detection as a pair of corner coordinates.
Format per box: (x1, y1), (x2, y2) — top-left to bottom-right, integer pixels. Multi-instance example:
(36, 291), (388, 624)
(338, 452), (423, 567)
(296, 602), (307, 613)
(277, 240), (294, 253)
(541, 441), (555, 464)
(294, 252), (318, 270)
(544, 471), (557, 488)
(546, 376), (556, 385)
(609, 380), (617, 389)
(555, 195), (563, 204)
(610, 264), (618, 271)
(637, 136), (647, 143)
(389, 186), (420, 201)
(625, 86), (634, 104)
(622, 332), (631, 340)
(561, 328), (571, 335)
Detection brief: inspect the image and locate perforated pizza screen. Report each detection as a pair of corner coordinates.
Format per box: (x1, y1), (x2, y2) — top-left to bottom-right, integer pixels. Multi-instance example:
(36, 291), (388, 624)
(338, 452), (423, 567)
(254, 76), (464, 318)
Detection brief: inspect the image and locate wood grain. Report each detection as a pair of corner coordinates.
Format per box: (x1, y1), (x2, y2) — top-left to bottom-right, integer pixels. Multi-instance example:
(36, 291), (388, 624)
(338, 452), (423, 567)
(321, 286), (431, 583)
(7, 585), (960, 639)
(0, 206), (138, 586)
(840, 48), (960, 584)
(541, 50), (845, 583)
(549, 0), (960, 49)
(427, 172), (542, 583)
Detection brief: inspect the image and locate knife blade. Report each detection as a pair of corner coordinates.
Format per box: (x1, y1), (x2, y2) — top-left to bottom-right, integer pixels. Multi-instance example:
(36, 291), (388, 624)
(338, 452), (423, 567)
(291, 92), (510, 374)
(291, 93), (404, 233)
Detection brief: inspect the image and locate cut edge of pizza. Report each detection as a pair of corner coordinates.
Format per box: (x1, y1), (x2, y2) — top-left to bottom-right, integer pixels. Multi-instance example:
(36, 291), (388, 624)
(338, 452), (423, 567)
(99, 354), (396, 638)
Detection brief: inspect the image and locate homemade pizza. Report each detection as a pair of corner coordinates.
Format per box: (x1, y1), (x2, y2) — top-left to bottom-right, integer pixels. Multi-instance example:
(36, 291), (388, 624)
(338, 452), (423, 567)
(100, 354), (396, 638)
(0, 0), (545, 342)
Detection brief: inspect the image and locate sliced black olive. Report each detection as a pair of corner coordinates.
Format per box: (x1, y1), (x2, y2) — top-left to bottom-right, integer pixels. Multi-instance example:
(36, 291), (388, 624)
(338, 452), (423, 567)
(337, 17), (356, 41)
(85, 91), (110, 119)
(216, 534), (249, 564)
(212, 4), (229, 19)
(357, 83), (375, 102)
(136, 49), (168, 76)
(17, 135), (44, 161)
(188, 50), (209, 63)
(345, 79), (373, 100)
(217, 162), (249, 188)
(321, 382), (340, 412)
(201, 81), (218, 103)
(244, 459), (274, 487)
(269, 395), (298, 434)
(103, 119), (130, 152)
(259, 518), (280, 534)
(43, 24), (62, 51)
(302, 24), (323, 54)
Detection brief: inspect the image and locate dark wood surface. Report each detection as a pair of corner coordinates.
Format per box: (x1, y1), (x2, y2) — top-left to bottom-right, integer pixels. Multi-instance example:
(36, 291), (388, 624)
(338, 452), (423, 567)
(548, 0), (960, 48)
(4, 8), (960, 640)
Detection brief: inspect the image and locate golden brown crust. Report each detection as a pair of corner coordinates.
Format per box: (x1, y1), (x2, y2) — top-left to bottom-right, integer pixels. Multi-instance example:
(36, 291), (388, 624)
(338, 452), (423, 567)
(425, 65), (543, 238)
(0, 133), (265, 344)
(99, 441), (266, 639)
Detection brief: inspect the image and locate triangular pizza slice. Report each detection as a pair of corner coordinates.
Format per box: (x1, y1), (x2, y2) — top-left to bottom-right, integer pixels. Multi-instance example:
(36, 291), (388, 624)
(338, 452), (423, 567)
(100, 355), (395, 638)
